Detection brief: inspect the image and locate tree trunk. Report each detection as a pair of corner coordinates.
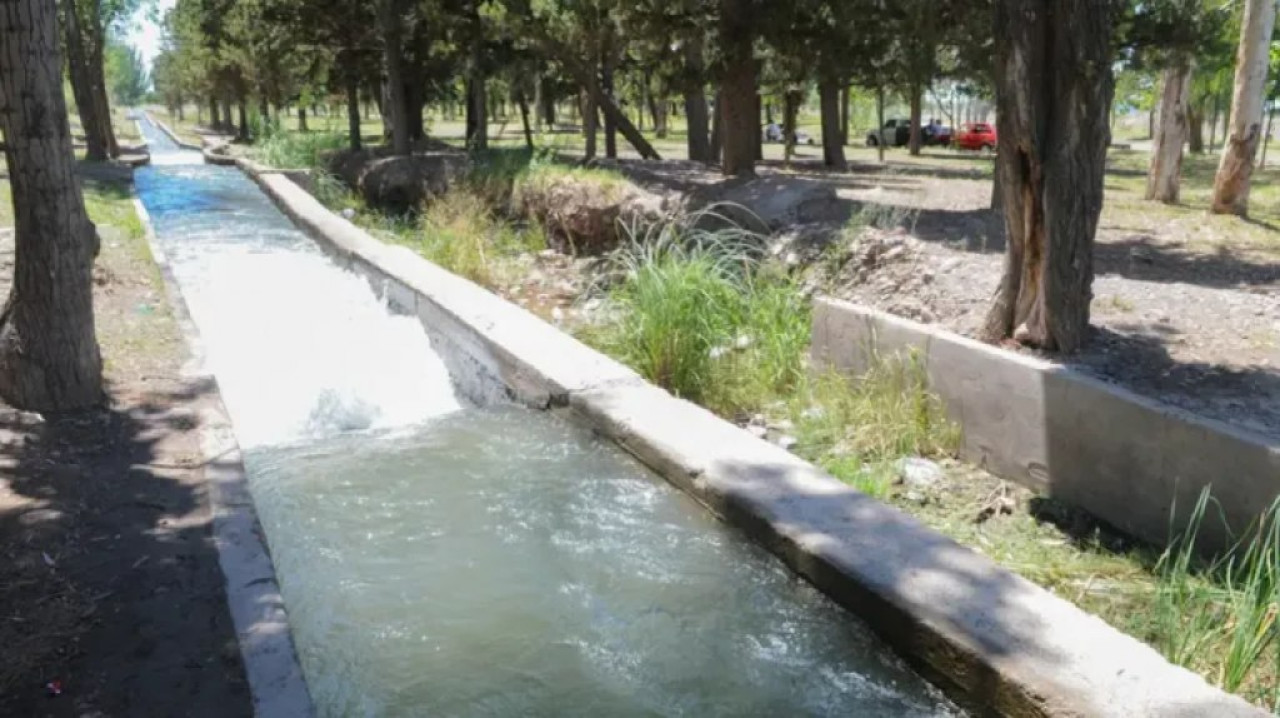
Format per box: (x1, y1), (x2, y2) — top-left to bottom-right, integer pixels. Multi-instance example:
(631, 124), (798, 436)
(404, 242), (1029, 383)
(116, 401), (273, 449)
(783, 89), (799, 163)
(983, 0), (1114, 353)
(517, 89), (535, 149)
(1209, 92), (1221, 151)
(208, 95), (218, 128)
(466, 76), (488, 150)
(345, 61), (362, 150)
(840, 84), (850, 146)
(85, 0), (117, 157)
(378, 0), (411, 155)
(1213, 0), (1277, 215)
(602, 51), (618, 159)
(719, 0), (757, 177)
(820, 74), (846, 169)
(237, 99), (249, 142)
(541, 78), (556, 126)
(1261, 100), (1275, 169)
(683, 34), (712, 162)
(1188, 102), (1204, 154)
(711, 88), (723, 162)
(61, 0), (107, 161)
(1146, 57), (1192, 204)
(298, 106), (309, 133)
(0, 0), (103, 410)
(875, 84), (885, 163)
(908, 83), (923, 155)
(754, 92), (763, 161)
(583, 88), (598, 160)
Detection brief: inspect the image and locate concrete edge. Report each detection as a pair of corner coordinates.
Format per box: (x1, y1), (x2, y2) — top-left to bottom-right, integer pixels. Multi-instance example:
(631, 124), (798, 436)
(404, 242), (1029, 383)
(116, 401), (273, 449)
(238, 164), (1265, 717)
(147, 114), (204, 152)
(810, 296), (1280, 550)
(130, 193), (316, 718)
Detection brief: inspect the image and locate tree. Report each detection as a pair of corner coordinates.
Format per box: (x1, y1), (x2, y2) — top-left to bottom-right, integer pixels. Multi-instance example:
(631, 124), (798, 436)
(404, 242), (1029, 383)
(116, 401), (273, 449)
(719, 0), (757, 176)
(983, 1), (1114, 353)
(0, 0), (104, 410)
(1211, 0), (1277, 216)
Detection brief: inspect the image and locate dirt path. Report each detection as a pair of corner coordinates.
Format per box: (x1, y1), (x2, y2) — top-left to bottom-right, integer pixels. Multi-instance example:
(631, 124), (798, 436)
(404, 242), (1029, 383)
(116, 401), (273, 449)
(0, 173), (252, 717)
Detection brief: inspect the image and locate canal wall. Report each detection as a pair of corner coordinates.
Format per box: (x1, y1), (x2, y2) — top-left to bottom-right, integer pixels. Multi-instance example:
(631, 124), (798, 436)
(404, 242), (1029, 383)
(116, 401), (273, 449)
(811, 297), (1280, 552)
(229, 157), (1263, 717)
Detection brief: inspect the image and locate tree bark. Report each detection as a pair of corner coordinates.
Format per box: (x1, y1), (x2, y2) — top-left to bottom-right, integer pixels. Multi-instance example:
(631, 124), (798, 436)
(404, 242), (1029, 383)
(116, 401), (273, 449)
(983, 0), (1114, 353)
(61, 0), (107, 161)
(820, 74), (846, 169)
(719, 0), (757, 177)
(908, 83), (923, 155)
(344, 60), (362, 150)
(711, 88), (723, 162)
(1146, 57), (1192, 204)
(0, 0), (103, 410)
(298, 106), (309, 133)
(378, 0), (411, 155)
(466, 76), (488, 150)
(1261, 100), (1275, 168)
(517, 89), (535, 149)
(583, 88), (598, 160)
(1188, 102), (1204, 154)
(85, 0), (117, 157)
(783, 89), (799, 163)
(683, 34), (712, 162)
(602, 54), (617, 159)
(1209, 92), (1221, 151)
(237, 99), (249, 141)
(840, 85), (850, 146)
(875, 84), (885, 163)
(1212, 0), (1277, 216)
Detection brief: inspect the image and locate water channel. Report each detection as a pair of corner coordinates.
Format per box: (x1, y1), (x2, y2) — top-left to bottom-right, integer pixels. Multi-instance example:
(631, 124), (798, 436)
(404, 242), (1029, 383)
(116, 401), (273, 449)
(132, 115), (962, 717)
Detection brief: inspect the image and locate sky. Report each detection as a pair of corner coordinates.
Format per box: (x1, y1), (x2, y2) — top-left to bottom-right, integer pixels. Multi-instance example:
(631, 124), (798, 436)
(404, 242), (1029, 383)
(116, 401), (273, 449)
(123, 0), (176, 73)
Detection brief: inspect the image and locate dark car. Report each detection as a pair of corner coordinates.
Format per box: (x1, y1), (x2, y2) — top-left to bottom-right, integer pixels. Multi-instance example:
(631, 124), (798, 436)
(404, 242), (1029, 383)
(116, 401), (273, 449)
(867, 119), (951, 147)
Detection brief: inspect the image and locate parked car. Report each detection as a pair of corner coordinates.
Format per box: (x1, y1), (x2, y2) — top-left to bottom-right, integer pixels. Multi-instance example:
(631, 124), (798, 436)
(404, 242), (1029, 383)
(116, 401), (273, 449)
(764, 123), (815, 145)
(954, 122), (998, 152)
(866, 119), (951, 147)
(866, 118), (911, 147)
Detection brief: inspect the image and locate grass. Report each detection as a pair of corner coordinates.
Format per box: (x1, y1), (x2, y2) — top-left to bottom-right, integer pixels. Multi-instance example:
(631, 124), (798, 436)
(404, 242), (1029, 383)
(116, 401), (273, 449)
(583, 213), (809, 417)
(1146, 491), (1280, 709)
(250, 129), (348, 170)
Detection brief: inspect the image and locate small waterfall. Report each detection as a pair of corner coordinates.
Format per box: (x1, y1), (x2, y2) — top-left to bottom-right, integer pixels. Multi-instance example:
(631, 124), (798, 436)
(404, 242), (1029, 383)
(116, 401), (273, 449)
(133, 114), (463, 449)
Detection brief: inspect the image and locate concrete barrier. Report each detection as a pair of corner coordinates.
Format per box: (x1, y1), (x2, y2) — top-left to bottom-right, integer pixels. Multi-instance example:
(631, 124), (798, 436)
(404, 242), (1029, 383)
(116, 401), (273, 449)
(234, 162), (1264, 717)
(812, 297), (1280, 551)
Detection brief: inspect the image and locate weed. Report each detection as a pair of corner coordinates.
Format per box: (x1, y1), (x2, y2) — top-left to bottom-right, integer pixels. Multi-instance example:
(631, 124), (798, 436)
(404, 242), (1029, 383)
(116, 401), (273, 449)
(1152, 490), (1280, 707)
(254, 131), (347, 170)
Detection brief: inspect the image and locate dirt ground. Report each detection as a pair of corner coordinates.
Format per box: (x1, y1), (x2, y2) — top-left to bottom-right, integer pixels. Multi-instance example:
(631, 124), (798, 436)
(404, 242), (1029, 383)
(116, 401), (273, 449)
(606, 150), (1280, 439)
(0, 172), (251, 716)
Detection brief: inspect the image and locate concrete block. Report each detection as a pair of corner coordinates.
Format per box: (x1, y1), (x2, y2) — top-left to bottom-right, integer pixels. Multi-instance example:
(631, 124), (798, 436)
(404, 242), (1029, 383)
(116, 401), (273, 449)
(812, 296), (1280, 550)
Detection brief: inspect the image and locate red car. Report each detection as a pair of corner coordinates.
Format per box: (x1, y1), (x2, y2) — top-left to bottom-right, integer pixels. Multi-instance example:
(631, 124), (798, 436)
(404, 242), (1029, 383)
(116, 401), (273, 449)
(954, 122), (998, 152)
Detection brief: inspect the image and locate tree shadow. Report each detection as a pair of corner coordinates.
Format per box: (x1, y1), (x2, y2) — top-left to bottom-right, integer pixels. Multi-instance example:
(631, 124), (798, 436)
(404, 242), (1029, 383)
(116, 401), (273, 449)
(0, 377), (251, 717)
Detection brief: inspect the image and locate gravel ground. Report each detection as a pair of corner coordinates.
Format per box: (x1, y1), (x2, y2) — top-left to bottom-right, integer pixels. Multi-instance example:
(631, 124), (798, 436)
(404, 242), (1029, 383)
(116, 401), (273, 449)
(609, 156), (1280, 439)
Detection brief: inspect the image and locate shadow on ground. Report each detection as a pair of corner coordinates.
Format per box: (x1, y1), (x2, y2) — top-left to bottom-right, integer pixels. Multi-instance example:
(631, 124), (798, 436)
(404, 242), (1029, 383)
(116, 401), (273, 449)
(0, 377), (251, 718)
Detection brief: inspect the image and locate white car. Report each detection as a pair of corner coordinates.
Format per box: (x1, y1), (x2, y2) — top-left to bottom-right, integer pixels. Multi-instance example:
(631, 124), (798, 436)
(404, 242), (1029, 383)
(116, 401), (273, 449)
(764, 123), (815, 145)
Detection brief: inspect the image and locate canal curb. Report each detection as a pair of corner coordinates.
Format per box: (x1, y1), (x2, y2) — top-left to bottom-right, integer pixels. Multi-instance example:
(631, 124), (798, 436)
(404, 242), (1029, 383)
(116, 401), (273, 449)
(130, 188), (316, 718)
(149, 114), (204, 151)
(236, 158), (1265, 717)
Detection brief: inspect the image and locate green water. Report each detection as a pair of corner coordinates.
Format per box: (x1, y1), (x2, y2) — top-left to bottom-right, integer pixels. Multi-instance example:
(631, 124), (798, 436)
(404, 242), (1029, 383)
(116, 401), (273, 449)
(245, 407), (960, 718)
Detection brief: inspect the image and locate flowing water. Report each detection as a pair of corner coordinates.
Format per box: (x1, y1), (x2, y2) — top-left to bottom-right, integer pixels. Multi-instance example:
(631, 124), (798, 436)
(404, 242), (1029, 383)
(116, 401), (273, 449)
(132, 115), (962, 717)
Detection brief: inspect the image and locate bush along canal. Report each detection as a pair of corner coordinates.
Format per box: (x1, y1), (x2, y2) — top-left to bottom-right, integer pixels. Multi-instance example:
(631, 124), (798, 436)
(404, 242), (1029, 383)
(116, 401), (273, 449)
(133, 117), (964, 717)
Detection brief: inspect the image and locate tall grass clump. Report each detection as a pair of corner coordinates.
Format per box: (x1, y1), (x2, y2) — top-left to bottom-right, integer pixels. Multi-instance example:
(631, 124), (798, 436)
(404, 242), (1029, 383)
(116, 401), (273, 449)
(586, 210), (807, 416)
(255, 130), (347, 170)
(1150, 490), (1280, 709)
